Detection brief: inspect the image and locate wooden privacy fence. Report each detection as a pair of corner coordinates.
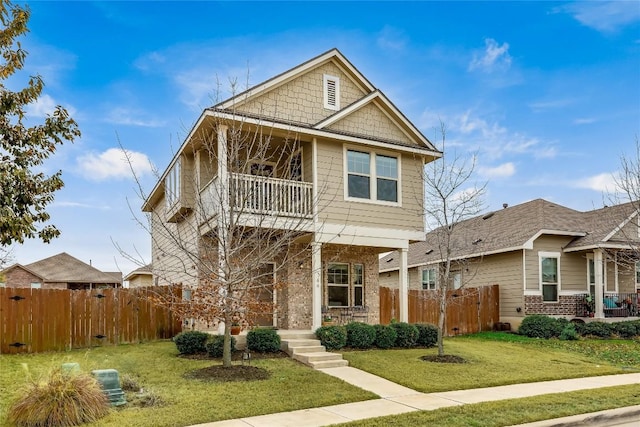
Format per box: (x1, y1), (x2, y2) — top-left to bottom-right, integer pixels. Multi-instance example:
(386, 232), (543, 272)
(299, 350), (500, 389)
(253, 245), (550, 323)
(380, 285), (500, 336)
(0, 286), (182, 354)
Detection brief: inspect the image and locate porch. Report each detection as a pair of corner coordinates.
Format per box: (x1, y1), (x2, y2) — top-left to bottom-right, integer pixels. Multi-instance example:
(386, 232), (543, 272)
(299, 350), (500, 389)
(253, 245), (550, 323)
(575, 292), (640, 318)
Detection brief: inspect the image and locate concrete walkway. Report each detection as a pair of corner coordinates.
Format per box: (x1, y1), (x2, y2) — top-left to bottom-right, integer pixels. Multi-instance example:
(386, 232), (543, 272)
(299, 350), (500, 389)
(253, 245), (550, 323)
(190, 369), (640, 427)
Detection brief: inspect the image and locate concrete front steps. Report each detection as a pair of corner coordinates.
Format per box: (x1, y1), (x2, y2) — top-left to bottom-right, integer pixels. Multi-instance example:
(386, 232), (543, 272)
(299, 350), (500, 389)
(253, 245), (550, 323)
(279, 330), (348, 369)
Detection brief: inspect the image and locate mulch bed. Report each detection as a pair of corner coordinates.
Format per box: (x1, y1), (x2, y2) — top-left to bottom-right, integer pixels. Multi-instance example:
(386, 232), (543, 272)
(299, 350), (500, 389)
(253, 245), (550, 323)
(420, 354), (468, 363)
(181, 350), (287, 382)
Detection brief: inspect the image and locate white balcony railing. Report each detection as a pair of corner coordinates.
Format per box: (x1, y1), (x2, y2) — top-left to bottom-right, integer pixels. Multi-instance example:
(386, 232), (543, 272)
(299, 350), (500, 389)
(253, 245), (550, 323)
(199, 173), (313, 222)
(232, 173), (313, 219)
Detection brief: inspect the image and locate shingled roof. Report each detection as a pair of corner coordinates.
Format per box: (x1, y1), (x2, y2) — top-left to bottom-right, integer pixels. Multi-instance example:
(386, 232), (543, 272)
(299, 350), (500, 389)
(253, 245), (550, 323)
(380, 199), (639, 272)
(19, 252), (122, 284)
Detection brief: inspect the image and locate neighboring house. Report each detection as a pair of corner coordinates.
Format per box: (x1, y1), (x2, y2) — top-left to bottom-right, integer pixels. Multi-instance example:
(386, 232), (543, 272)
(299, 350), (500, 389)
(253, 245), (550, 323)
(380, 199), (640, 328)
(124, 264), (153, 288)
(0, 252), (122, 290)
(142, 48), (441, 330)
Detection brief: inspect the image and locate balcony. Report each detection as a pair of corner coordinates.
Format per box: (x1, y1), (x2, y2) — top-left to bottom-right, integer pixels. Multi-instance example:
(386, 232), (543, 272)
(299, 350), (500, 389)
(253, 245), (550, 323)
(199, 173), (313, 226)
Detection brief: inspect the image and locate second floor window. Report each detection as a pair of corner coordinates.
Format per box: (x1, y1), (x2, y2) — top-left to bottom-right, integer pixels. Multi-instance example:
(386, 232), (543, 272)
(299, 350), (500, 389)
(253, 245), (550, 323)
(346, 149), (398, 203)
(165, 159), (181, 208)
(636, 261), (640, 286)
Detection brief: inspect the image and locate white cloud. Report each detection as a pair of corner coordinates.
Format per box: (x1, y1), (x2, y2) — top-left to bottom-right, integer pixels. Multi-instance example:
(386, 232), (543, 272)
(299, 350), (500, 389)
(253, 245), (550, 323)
(573, 117), (597, 125)
(478, 162), (516, 179)
(468, 38), (512, 73)
(53, 201), (111, 210)
(77, 148), (153, 181)
(528, 98), (576, 113)
(559, 1), (640, 33)
(573, 172), (618, 192)
(106, 107), (165, 127)
(25, 94), (55, 118)
(377, 25), (408, 51)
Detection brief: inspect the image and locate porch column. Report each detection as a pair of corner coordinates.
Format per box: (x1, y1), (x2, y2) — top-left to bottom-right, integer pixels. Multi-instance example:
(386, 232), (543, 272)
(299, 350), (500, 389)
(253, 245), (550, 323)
(311, 240), (322, 330)
(217, 125), (229, 213)
(399, 248), (409, 322)
(594, 249), (605, 319)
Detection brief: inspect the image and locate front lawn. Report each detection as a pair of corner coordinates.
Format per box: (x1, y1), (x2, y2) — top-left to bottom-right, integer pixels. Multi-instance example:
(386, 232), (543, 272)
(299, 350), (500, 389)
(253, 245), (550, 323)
(336, 384), (640, 427)
(341, 333), (640, 393)
(0, 341), (376, 427)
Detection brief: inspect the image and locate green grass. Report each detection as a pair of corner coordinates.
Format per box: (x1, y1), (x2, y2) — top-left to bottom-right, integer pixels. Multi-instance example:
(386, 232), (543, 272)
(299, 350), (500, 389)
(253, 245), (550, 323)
(341, 333), (640, 393)
(2, 334), (639, 426)
(0, 341), (376, 427)
(336, 384), (640, 426)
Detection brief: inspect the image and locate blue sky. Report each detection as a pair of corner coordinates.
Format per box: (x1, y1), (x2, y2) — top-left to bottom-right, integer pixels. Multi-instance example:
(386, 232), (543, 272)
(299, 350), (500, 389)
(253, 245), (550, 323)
(7, 1), (640, 275)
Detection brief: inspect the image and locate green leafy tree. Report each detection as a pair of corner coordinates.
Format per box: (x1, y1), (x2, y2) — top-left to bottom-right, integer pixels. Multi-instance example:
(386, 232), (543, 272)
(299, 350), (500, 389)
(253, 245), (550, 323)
(0, 0), (80, 254)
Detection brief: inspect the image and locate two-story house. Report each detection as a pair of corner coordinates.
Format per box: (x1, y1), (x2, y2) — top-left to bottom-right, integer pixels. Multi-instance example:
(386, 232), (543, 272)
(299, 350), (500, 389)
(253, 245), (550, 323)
(142, 49), (441, 330)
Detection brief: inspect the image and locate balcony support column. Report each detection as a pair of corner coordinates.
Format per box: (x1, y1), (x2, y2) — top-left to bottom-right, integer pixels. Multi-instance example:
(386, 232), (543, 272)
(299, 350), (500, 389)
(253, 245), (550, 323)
(594, 249), (605, 319)
(399, 247), (409, 322)
(311, 239), (322, 330)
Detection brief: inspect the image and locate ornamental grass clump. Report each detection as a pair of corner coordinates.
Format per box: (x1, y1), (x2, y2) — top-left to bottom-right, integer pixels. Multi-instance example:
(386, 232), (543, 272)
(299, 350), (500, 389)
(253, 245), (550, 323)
(8, 367), (110, 427)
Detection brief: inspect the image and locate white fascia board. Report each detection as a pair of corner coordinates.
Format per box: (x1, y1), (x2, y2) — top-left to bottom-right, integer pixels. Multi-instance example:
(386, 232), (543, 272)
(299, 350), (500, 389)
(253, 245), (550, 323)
(314, 91), (378, 129)
(603, 210), (638, 242)
(378, 245), (526, 273)
(564, 242), (639, 253)
(523, 229), (587, 249)
(315, 223), (421, 249)
(210, 110), (441, 158)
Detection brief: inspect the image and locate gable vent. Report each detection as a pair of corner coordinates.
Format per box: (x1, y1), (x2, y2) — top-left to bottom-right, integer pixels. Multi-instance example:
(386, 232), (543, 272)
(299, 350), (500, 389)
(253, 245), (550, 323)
(323, 74), (340, 110)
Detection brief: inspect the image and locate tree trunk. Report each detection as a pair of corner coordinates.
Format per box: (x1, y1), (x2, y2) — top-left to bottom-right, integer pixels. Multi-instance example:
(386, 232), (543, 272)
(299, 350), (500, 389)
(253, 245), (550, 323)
(222, 313), (232, 367)
(437, 287), (446, 356)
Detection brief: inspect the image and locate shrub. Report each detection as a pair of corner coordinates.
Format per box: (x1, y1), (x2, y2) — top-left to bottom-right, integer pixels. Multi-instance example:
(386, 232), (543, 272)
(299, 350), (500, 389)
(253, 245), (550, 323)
(315, 325), (347, 350)
(8, 367), (110, 427)
(559, 323), (579, 341)
(613, 321), (638, 339)
(390, 322), (419, 348)
(120, 373), (141, 392)
(247, 328), (281, 353)
(415, 323), (438, 347)
(518, 315), (564, 339)
(173, 330), (210, 354)
(580, 321), (614, 338)
(205, 335), (237, 358)
(345, 322), (376, 349)
(373, 324), (397, 349)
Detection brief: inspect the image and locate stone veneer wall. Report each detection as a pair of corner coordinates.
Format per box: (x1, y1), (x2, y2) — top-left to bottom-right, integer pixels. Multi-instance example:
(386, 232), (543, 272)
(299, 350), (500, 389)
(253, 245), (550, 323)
(279, 243), (382, 329)
(524, 295), (583, 317)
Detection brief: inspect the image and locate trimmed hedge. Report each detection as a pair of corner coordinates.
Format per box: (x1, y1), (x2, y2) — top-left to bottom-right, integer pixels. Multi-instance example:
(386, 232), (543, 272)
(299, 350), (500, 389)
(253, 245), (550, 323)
(173, 331), (210, 354)
(390, 322), (419, 348)
(580, 321), (614, 338)
(345, 322), (376, 349)
(415, 323), (438, 347)
(373, 324), (397, 349)
(315, 325), (347, 350)
(205, 335), (237, 358)
(518, 315), (566, 339)
(559, 323), (579, 341)
(247, 328), (281, 353)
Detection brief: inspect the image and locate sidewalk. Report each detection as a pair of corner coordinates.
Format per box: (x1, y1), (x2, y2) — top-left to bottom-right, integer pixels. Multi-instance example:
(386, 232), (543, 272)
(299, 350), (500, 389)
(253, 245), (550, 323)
(190, 369), (640, 427)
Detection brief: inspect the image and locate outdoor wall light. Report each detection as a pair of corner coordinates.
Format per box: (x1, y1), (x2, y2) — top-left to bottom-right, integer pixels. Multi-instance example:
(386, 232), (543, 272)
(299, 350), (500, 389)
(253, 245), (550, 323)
(516, 307), (522, 313)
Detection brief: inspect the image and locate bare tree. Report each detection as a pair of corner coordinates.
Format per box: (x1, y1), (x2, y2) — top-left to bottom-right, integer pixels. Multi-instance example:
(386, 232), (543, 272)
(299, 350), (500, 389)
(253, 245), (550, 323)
(422, 122), (486, 356)
(120, 81), (337, 368)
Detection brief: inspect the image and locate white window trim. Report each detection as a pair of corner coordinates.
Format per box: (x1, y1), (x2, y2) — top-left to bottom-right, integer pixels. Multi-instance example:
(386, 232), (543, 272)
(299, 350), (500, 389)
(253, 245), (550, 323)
(327, 262), (365, 307)
(323, 74), (340, 111)
(539, 251), (560, 302)
(635, 261), (640, 289)
(343, 146), (402, 207)
(421, 267), (437, 290)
